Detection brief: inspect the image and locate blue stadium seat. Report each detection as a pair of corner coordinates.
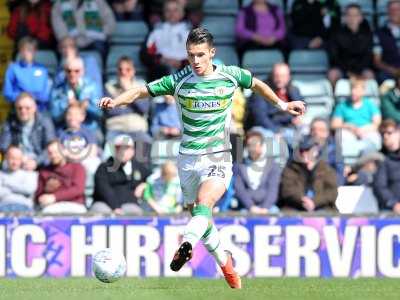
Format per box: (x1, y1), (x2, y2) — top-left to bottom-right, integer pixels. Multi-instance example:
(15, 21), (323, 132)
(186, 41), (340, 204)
(110, 21), (149, 45)
(215, 46), (239, 66)
(338, 0), (373, 14)
(80, 50), (103, 71)
(202, 17), (236, 45)
(106, 45), (146, 78)
(377, 0), (390, 15)
(242, 49), (284, 78)
(35, 50), (58, 76)
(203, 0), (239, 16)
(288, 50), (329, 75)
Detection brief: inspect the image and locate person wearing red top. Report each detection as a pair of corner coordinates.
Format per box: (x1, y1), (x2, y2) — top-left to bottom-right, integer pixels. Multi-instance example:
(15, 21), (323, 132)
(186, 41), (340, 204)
(7, 0), (54, 49)
(35, 139), (87, 214)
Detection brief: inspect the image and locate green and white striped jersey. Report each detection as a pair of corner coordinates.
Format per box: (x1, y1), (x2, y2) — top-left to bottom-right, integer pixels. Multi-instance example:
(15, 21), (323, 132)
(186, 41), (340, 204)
(146, 64), (253, 155)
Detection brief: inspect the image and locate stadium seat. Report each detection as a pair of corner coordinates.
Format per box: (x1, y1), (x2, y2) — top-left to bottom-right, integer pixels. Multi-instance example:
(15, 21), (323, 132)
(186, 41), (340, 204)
(35, 50), (58, 76)
(288, 50), (329, 75)
(334, 78), (380, 105)
(338, 0), (373, 14)
(203, 0), (239, 16)
(377, 0), (390, 15)
(292, 79), (334, 123)
(378, 14), (388, 27)
(335, 186), (379, 214)
(80, 50), (103, 71)
(302, 101), (333, 125)
(242, 49), (284, 78)
(106, 45), (146, 78)
(150, 139), (180, 167)
(215, 46), (239, 66)
(202, 17), (236, 45)
(292, 79), (333, 98)
(110, 21), (149, 45)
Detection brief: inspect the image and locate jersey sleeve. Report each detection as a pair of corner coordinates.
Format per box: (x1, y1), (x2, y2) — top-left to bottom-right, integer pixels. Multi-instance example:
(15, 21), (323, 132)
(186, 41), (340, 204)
(222, 65), (253, 89)
(146, 75), (176, 97)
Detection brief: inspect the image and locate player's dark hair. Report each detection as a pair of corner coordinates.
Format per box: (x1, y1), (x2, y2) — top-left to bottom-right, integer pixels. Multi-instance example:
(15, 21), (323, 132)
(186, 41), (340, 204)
(186, 27), (214, 47)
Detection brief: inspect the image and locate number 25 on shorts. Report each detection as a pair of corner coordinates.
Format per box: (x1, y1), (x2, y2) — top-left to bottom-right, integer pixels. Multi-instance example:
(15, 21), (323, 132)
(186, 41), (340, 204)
(207, 165), (226, 178)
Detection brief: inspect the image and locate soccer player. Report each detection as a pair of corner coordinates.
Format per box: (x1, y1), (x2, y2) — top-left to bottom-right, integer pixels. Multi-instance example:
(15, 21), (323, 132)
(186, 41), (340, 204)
(99, 27), (305, 289)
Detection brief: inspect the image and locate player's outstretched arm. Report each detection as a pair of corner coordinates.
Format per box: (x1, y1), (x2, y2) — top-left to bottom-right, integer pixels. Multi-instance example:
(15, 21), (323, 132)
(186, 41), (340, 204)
(251, 77), (306, 116)
(98, 85), (150, 109)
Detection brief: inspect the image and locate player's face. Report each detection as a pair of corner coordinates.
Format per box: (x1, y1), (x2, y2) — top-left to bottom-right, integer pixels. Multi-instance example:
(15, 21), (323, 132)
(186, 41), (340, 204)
(187, 42), (216, 76)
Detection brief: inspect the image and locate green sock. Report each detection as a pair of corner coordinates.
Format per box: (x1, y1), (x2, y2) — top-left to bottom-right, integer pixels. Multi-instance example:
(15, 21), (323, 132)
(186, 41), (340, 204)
(182, 205), (211, 247)
(201, 223), (228, 266)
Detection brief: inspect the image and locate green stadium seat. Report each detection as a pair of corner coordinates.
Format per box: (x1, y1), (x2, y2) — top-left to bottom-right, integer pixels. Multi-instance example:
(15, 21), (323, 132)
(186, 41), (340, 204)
(242, 49), (284, 78)
(110, 21), (149, 45)
(106, 45), (146, 78)
(35, 50), (58, 76)
(202, 17), (236, 45)
(204, 0), (239, 16)
(289, 50), (329, 75)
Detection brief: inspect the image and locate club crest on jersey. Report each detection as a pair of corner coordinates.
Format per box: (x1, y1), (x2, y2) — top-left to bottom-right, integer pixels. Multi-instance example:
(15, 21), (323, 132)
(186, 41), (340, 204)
(214, 86), (226, 96)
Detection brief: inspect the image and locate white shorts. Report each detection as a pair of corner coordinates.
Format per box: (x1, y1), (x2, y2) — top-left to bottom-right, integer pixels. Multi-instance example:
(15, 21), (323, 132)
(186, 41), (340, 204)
(177, 151), (233, 205)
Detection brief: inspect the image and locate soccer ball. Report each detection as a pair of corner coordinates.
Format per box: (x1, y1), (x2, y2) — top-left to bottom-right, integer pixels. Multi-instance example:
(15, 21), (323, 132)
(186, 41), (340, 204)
(92, 248), (127, 283)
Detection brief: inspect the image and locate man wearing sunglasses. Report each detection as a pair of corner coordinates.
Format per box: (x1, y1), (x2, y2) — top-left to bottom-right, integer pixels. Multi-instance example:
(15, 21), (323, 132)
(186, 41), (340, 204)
(49, 56), (102, 136)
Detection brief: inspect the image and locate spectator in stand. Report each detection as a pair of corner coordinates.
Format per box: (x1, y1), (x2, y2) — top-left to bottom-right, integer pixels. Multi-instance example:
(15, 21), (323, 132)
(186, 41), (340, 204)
(143, 0), (202, 28)
(289, 0), (341, 50)
(381, 75), (400, 123)
(234, 131), (281, 214)
(331, 77), (382, 153)
(328, 4), (374, 86)
(380, 119), (400, 154)
(91, 134), (151, 214)
(345, 152), (384, 186)
(108, 0), (144, 21)
(143, 0), (190, 80)
(51, 0), (116, 58)
(309, 117), (345, 185)
(3, 37), (51, 111)
(58, 104), (101, 207)
(151, 95), (181, 139)
(235, 0), (286, 55)
(246, 63), (304, 148)
(374, 0), (400, 82)
(6, 0), (54, 50)
(55, 36), (102, 93)
(279, 135), (338, 212)
(143, 161), (182, 214)
(373, 120), (400, 213)
(0, 93), (56, 170)
(35, 139), (87, 214)
(50, 57), (102, 134)
(0, 146), (37, 212)
(105, 56), (150, 137)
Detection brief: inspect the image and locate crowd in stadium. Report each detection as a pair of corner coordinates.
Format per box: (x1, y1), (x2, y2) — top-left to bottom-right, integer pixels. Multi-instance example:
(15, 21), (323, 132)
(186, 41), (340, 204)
(1, 0), (400, 215)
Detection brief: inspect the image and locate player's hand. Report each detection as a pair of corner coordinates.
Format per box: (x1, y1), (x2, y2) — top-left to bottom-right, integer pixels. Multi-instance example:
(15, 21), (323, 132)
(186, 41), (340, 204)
(98, 97), (116, 109)
(287, 101), (306, 116)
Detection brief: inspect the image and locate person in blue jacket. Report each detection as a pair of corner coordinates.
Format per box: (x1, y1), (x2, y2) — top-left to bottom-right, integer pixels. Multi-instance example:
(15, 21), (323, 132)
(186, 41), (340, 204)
(3, 37), (51, 111)
(49, 56), (102, 135)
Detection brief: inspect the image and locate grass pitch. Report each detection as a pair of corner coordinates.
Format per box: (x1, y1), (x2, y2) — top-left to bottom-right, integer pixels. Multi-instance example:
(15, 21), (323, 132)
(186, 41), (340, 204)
(0, 278), (398, 300)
